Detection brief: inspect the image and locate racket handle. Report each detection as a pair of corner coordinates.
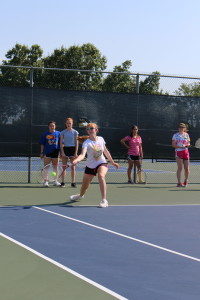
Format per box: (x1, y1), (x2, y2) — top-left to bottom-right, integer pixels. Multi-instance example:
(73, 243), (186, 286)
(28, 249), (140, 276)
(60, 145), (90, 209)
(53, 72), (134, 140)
(66, 162), (74, 167)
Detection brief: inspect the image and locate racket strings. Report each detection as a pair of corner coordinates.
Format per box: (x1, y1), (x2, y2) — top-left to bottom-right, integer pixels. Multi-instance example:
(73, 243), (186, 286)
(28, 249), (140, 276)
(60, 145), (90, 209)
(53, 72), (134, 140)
(37, 160), (86, 184)
(195, 138), (200, 149)
(42, 164), (64, 182)
(136, 170), (147, 184)
(42, 165), (50, 181)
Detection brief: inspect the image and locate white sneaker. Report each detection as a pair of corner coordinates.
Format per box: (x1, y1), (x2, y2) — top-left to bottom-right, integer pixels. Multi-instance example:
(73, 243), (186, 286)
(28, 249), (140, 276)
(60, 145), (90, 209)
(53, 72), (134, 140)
(43, 181), (49, 187)
(53, 180), (61, 186)
(70, 194), (84, 201)
(99, 199), (108, 208)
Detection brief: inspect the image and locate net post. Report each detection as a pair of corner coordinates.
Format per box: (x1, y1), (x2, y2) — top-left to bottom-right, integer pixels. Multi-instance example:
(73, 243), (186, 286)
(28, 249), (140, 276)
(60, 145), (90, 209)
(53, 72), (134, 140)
(28, 85), (34, 183)
(133, 164), (137, 183)
(28, 156), (31, 183)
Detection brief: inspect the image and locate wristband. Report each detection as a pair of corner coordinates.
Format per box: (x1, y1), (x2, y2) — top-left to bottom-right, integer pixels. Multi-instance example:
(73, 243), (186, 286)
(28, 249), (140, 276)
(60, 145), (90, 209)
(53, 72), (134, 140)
(40, 152), (44, 154)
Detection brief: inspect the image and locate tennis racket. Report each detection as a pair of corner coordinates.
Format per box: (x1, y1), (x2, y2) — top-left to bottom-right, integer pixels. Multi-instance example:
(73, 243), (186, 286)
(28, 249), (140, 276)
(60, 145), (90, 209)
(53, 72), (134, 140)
(36, 162), (66, 184)
(136, 168), (147, 184)
(187, 138), (200, 149)
(129, 156), (147, 184)
(156, 138), (200, 149)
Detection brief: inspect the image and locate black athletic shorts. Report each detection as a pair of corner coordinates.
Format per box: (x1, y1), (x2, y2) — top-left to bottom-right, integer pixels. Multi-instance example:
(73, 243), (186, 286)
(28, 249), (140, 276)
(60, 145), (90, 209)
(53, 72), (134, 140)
(128, 155), (140, 161)
(63, 146), (76, 157)
(45, 149), (60, 158)
(85, 163), (108, 176)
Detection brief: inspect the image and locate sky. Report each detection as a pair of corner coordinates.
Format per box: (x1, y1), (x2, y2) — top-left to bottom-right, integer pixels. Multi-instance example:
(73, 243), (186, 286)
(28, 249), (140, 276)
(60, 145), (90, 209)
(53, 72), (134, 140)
(1, 0), (200, 77)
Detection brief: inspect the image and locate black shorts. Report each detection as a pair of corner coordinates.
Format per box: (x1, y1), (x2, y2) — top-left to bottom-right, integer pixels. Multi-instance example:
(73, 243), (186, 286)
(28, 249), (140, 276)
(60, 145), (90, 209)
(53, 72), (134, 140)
(85, 163), (108, 176)
(128, 155), (140, 161)
(45, 149), (60, 158)
(63, 146), (76, 157)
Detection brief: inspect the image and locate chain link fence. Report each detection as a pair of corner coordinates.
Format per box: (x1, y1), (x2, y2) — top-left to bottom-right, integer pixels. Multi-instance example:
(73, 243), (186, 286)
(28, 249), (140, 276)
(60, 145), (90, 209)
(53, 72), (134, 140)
(1, 65), (200, 184)
(1, 157), (200, 185)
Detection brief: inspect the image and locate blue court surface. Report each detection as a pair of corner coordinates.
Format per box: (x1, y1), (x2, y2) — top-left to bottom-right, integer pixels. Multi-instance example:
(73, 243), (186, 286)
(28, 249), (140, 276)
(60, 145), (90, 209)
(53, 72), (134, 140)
(1, 204), (200, 300)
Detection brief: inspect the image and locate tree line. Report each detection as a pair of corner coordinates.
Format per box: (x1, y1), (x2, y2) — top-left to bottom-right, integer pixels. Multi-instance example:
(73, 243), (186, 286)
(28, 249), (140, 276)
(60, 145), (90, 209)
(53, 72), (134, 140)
(0, 43), (199, 96)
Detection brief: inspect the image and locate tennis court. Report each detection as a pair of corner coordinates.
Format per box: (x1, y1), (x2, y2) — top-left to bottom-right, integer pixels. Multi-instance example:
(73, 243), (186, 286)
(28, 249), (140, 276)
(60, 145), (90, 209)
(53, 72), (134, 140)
(1, 158), (200, 300)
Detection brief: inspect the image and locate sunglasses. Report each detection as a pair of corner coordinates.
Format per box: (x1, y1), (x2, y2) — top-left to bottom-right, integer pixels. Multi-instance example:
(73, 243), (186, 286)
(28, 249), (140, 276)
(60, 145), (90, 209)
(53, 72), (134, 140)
(87, 127), (95, 130)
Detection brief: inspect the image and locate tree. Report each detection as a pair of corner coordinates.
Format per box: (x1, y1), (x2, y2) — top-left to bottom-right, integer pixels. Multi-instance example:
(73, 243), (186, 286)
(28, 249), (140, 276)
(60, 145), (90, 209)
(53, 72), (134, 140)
(102, 60), (136, 93)
(42, 43), (107, 90)
(0, 43), (43, 87)
(175, 82), (200, 96)
(139, 71), (161, 94)
(3, 43), (43, 66)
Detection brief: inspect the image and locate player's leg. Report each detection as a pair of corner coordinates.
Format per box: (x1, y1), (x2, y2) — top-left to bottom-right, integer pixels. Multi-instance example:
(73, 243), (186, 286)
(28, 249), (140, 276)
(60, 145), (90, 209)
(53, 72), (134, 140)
(127, 156), (134, 183)
(43, 156), (51, 186)
(135, 159), (143, 183)
(51, 157), (59, 174)
(97, 165), (108, 199)
(183, 159), (190, 186)
(97, 165), (109, 207)
(51, 157), (61, 186)
(80, 173), (94, 196)
(70, 173), (94, 201)
(135, 159), (142, 172)
(60, 156), (68, 187)
(70, 156), (76, 187)
(43, 156), (51, 166)
(176, 157), (183, 186)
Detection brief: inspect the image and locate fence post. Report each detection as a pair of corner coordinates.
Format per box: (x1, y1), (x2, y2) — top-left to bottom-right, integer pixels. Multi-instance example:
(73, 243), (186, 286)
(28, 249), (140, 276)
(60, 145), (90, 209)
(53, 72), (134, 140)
(136, 73), (140, 94)
(135, 73), (140, 124)
(30, 68), (34, 88)
(28, 68), (34, 183)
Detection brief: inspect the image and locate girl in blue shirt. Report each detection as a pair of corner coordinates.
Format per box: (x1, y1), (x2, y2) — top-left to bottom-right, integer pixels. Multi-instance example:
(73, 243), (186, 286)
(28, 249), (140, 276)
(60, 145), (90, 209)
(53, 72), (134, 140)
(39, 121), (60, 187)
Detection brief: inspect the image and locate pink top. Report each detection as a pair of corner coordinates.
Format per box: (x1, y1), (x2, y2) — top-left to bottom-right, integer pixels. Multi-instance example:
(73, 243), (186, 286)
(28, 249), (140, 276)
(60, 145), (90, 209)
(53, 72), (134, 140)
(124, 136), (142, 155)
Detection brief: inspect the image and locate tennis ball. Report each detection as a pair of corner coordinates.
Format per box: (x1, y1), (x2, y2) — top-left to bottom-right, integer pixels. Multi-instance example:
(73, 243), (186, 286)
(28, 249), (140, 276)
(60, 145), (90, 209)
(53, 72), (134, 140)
(51, 171), (56, 177)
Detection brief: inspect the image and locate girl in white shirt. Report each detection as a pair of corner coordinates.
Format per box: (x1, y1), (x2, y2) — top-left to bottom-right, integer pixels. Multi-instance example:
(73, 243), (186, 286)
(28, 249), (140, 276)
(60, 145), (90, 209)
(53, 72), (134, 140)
(172, 122), (190, 187)
(70, 123), (119, 207)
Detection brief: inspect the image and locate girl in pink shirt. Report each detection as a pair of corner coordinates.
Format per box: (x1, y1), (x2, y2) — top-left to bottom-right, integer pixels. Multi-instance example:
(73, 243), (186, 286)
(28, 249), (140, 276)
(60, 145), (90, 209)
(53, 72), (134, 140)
(120, 125), (143, 183)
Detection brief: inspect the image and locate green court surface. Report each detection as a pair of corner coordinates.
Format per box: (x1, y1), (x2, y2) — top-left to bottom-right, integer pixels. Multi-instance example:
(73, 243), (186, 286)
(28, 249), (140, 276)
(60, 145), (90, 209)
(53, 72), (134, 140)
(1, 181), (200, 207)
(0, 236), (118, 300)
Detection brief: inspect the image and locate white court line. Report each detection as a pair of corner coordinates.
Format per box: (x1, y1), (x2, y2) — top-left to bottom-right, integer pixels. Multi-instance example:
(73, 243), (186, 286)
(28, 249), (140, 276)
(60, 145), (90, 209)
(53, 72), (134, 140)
(65, 204), (200, 207)
(0, 233), (127, 300)
(34, 206), (200, 263)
